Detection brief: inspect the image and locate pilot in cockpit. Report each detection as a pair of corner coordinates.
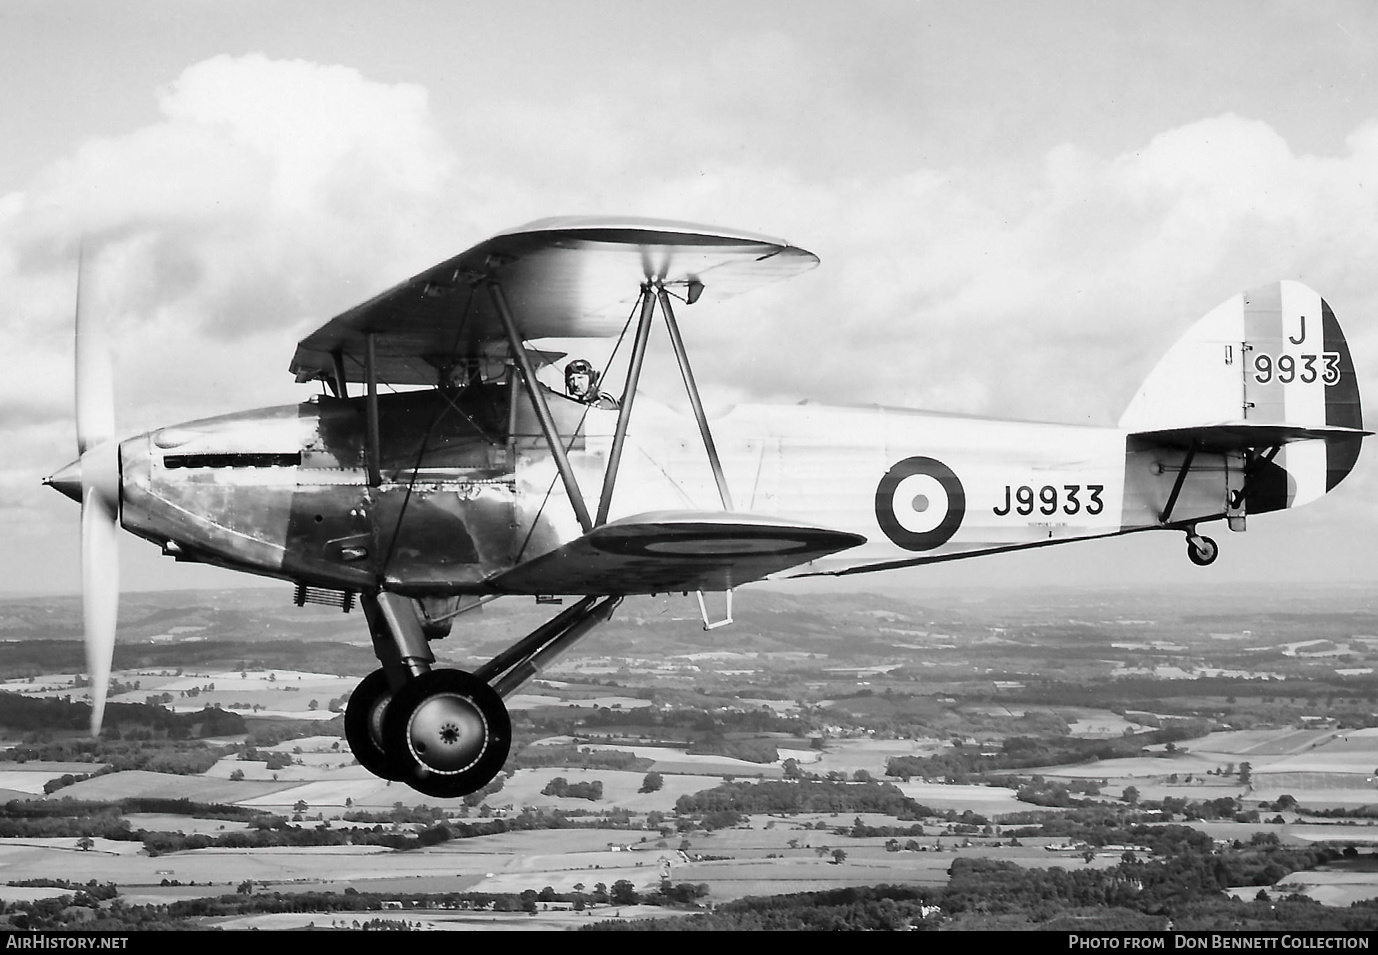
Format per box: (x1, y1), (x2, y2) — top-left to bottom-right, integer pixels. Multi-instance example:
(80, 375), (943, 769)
(564, 359), (619, 410)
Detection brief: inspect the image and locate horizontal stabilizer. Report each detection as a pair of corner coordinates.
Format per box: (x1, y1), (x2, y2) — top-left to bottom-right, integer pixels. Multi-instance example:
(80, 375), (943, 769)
(1130, 421), (1369, 512)
(487, 511), (866, 595)
(1129, 422), (1372, 451)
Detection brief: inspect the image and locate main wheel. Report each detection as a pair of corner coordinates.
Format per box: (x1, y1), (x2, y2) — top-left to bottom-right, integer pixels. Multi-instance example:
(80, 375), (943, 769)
(344, 669), (404, 781)
(382, 669), (511, 799)
(1187, 535), (1219, 566)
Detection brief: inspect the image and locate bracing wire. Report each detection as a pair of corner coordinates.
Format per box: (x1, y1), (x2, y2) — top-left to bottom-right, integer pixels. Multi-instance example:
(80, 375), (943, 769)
(511, 290), (645, 564)
(377, 284), (481, 582)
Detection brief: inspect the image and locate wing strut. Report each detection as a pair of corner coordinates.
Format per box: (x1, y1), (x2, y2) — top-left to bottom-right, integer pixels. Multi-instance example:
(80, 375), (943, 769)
(364, 334), (383, 487)
(658, 285), (734, 511)
(1158, 442), (1198, 525)
(471, 594), (622, 697)
(596, 286), (657, 525)
(488, 281), (594, 533)
(329, 349), (349, 399)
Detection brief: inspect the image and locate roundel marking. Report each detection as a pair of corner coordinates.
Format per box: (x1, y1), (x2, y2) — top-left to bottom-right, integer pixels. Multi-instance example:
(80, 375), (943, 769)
(874, 456), (965, 551)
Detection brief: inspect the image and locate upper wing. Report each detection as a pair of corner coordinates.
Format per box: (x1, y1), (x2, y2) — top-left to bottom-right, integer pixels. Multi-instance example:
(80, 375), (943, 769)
(482, 511), (866, 595)
(290, 216), (820, 387)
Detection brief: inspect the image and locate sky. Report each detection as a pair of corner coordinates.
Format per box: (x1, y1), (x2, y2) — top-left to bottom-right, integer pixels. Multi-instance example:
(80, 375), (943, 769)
(3, 0), (1378, 596)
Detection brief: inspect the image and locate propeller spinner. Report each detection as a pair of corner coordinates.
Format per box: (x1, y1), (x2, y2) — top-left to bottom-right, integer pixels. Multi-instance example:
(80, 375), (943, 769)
(44, 254), (120, 735)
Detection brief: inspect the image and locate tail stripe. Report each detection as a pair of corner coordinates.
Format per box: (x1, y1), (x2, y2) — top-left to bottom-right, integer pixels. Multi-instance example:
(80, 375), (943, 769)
(1243, 283), (1284, 423)
(1322, 297), (1362, 430)
(1321, 296), (1364, 491)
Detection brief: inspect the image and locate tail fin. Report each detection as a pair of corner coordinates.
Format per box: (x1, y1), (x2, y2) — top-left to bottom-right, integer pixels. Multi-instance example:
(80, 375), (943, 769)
(1120, 281), (1365, 511)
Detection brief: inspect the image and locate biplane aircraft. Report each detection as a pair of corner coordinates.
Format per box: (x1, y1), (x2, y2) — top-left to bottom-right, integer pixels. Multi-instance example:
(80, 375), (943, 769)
(46, 217), (1367, 797)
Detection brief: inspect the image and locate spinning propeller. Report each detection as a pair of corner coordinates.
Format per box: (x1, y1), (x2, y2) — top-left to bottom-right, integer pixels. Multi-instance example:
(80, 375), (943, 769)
(44, 252), (120, 735)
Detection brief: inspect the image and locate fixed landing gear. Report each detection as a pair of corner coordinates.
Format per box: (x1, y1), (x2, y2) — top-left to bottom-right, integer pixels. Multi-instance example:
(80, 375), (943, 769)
(382, 669), (511, 799)
(347, 591), (619, 798)
(1186, 533), (1218, 566)
(344, 667), (511, 797)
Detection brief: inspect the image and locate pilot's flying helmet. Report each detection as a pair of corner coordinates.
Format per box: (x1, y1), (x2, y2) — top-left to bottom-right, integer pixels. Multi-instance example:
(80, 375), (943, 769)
(565, 359), (598, 399)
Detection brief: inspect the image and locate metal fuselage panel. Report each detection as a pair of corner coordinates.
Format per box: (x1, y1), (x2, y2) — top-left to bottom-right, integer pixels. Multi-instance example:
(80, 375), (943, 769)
(120, 385), (524, 592)
(117, 384), (1248, 593)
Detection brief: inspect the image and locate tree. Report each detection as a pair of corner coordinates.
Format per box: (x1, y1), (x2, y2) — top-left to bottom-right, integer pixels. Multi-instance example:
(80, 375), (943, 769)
(229, 769), (245, 782)
(1121, 786), (1140, 806)
(639, 771), (664, 794)
(831, 848), (847, 865)
(611, 880), (638, 905)
(1239, 761), (1253, 788)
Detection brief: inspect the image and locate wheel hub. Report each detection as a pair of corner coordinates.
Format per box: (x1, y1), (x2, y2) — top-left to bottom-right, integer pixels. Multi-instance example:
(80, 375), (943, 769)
(406, 692), (488, 774)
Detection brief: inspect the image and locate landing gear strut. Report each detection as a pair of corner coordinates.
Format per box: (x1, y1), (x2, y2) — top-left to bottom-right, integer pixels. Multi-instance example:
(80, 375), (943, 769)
(1186, 532), (1218, 566)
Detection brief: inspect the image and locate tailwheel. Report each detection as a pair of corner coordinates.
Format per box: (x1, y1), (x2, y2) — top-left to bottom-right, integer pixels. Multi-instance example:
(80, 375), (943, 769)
(1186, 534), (1219, 567)
(382, 668), (510, 798)
(344, 669), (404, 781)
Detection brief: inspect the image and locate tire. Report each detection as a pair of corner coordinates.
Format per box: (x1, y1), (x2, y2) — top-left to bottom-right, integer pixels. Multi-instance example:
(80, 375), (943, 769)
(344, 669), (404, 781)
(1187, 536), (1218, 567)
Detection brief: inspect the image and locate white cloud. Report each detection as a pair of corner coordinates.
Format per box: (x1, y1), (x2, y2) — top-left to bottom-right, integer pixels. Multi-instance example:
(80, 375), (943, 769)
(671, 112), (1378, 429)
(0, 54), (462, 540)
(5, 54), (456, 342)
